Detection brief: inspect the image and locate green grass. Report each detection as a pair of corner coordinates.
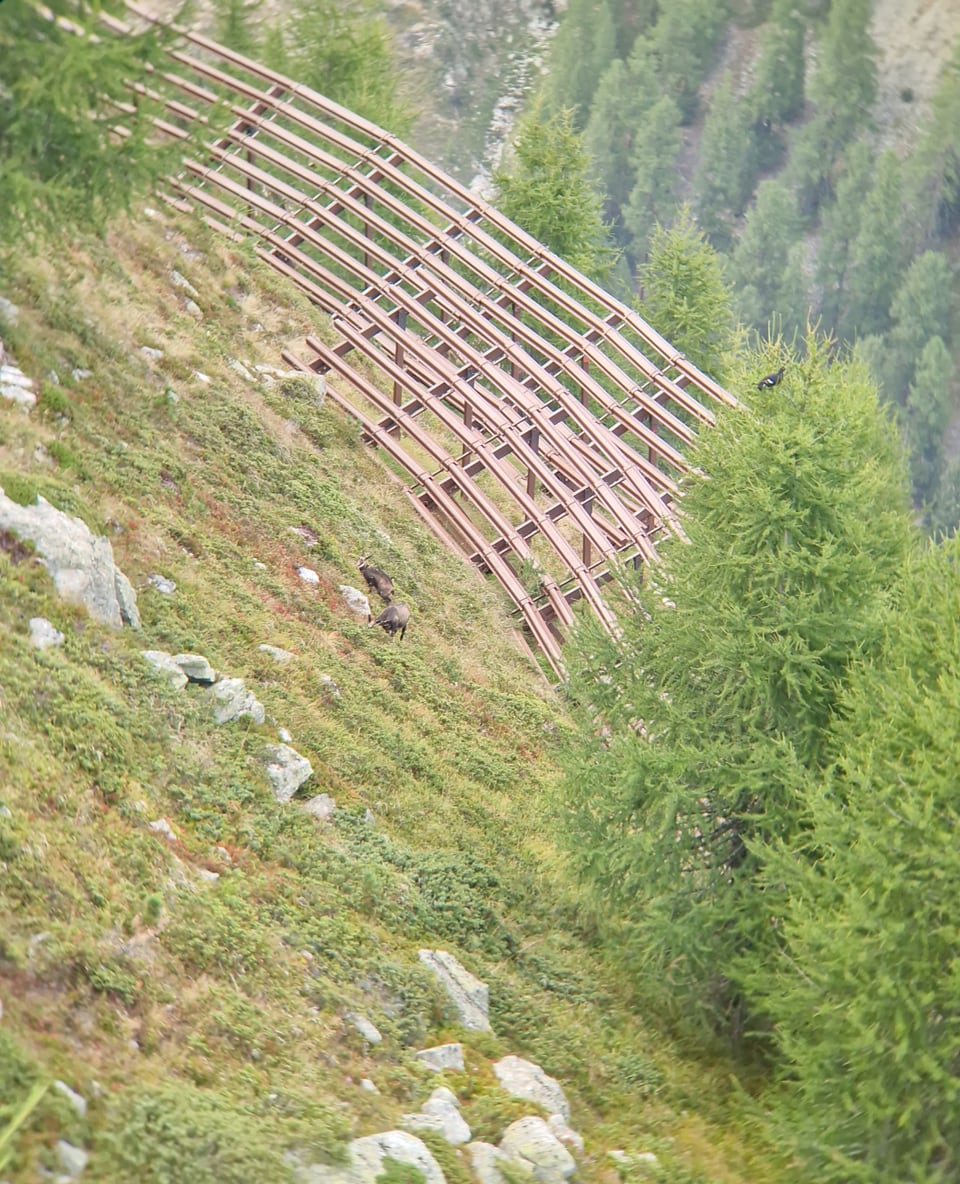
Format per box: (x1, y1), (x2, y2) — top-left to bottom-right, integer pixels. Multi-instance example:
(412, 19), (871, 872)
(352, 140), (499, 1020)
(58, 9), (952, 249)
(0, 212), (789, 1184)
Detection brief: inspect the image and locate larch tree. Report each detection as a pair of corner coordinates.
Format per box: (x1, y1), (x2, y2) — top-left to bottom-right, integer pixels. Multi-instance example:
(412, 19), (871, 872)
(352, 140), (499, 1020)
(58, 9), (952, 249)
(0, 1), (180, 244)
(493, 105), (617, 282)
(559, 336), (914, 1037)
(750, 534), (960, 1183)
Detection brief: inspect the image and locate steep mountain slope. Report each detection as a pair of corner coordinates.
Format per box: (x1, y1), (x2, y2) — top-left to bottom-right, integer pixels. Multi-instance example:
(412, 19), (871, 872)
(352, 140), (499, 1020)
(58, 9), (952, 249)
(0, 213), (785, 1181)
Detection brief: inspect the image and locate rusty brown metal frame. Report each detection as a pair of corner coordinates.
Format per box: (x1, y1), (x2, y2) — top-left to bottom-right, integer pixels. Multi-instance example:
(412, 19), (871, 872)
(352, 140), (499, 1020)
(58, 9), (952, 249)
(103, 4), (737, 676)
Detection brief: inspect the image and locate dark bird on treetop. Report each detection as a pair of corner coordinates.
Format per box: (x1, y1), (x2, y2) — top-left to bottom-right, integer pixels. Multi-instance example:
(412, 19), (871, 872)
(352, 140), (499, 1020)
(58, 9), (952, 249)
(756, 365), (786, 390)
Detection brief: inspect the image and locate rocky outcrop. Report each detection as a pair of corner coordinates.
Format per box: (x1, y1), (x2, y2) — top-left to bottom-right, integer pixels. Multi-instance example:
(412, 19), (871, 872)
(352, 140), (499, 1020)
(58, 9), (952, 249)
(296, 1130), (446, 1184)
(261, 742), (313, 800)
(499, 1117), (576, 1184)
(416, 1042), (464, 1072)
(402, 1086), (471, 1145)
(493, 1056), (570, 1120)
(418, 949), (491, 1032)
(0, 490), (140, 629)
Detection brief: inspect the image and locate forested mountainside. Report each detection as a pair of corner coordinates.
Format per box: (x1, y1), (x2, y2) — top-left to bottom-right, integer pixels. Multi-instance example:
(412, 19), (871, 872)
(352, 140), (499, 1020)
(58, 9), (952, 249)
(525, 0), (960, 534)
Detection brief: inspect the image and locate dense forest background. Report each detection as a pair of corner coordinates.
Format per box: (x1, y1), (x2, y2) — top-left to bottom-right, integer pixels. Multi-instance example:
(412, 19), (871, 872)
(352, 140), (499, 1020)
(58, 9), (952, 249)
(503, 0), (960, 535)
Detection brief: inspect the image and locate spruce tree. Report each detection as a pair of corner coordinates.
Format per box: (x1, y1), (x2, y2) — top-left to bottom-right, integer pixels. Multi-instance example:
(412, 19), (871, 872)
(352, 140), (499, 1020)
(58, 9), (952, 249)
(731, 180), (802, 332)
(839, 150), (906, 341)
(560, 336), (914, 1036)
(692, 73), (754, 252)
(621, 96), (682, 258)
(539, 0), (617, 129)
(904, 335), (955, 506)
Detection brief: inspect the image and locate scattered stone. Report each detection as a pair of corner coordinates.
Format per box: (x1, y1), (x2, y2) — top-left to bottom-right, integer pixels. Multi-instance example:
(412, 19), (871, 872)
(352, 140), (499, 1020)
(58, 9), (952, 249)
(56, 1140), (88, 1177)
(0, 805), (11, 818)
(170, 270), (199, 297)
(148, 818), (177, 841)
(403, 1086), (471, 1146)
(184, 298), (203, 320)
(296, 1130), (446, 1184)
(210, 678), (266, 726)
(193, 371), (211, 384)
(0, 295), (20, 324)
(359, 1078), (379, 1094)
(364, 808), (375, 826)
(229, 358), (256, 382)
(71, 368), (92, 382)
(261, 742), (312, 800)
(53, 1080), (87, 1117)
(468, 1141), (529, 1184)
(141, 650), (189, 690)
(147, 573), (177, 595)
(166, 389), (180, 404)
(303, 793), (335, 821)
(319, 673), (341, 698)
(339, 584), (372, 620)
(418, 949), (491, 1032)
(494, 1056), (570, 1121)
(253, 560), (267, 570)
(499, 1117), (576, 1184)
(416, 1043), (464, 1073)
(297, 566), (320, 585)
(197, 868), (220, 883)
(1, 361), (36, 408)
(140, 345), (164, 362)
(115, 571), (141, 628)
(0, 492), (139, 629)
(277, 726), (293, 743)
(259, 644), (295, 663)
(214, 845), (232, 862)
(170, 653), (216, 684)
(546, 1115), (583, 1153)
(289, 524), (319, 547)
(345, 1012), (382, 1045)
(29, 617), (64, 650)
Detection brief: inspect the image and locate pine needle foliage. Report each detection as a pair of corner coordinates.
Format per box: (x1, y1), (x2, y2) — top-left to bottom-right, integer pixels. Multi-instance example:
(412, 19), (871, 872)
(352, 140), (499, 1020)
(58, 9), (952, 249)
(750, 535), (960, 1183)
(558, 335), (914, 1038)
(0, 1), (179, 245)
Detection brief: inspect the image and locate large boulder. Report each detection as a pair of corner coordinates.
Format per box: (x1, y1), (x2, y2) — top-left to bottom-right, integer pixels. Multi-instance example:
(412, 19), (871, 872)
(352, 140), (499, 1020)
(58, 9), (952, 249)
(493, 1056), (570, 1121)
(296, 1130), (446, 1184)
(403, 1086), (471, 1146)
(499, 1118), (576, 1184)
(0, 491), (140, 629)
(261, 743), (313, 801)
(418, 949), (491, 1032)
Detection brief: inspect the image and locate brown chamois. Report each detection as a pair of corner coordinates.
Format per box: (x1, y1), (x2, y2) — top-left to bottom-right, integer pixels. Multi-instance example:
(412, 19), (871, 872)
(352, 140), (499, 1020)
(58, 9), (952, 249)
(370, 602), (409, 641)
(357, 556), (394, 603)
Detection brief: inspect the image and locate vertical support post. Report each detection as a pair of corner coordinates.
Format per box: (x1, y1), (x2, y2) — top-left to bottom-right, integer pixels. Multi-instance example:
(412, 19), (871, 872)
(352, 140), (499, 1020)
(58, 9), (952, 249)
(525, 428), (540, 499)
(581, 492), (594, 568)
(363, 192), (373, 270)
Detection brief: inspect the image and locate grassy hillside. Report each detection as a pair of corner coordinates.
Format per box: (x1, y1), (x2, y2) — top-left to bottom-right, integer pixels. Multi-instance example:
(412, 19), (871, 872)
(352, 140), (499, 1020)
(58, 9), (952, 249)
(0, 211), (784, 1183)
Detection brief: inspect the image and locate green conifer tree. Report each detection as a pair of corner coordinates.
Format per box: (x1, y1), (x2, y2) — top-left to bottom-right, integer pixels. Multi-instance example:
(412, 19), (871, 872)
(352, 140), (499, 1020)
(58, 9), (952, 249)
(0, 1), (179, 244)
(750, 535), (960, 1183)
(692, 73), (755, 251)
(560, 337), (913, 1036)
(839, 150), (905, 341)
(638, 207), (735, 379)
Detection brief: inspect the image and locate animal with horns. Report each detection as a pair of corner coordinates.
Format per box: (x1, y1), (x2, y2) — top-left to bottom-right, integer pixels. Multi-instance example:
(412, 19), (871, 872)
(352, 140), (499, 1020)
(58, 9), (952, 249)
(357, 556), (394, 603)
(370, 602), (409, 641)
(756, 364), (786, 390)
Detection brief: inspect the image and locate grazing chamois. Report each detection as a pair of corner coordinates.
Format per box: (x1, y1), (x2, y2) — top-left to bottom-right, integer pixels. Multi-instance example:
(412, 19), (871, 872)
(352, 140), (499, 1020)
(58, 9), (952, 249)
(756, 364), (786, 390)
(370, 602), (409, 641)
(357, 556), (394, 603)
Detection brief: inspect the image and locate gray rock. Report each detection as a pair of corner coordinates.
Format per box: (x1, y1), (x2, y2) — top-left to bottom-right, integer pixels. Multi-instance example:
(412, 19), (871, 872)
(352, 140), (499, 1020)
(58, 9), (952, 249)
(303, 793), (336, 821)
(0, 492), (137, 628)
(261, 743), (313, 800)
(147, 573), (177, 595)
(416, 1043), (464, 1072)
(209, 678), (265, 725)
(468, 1141), (532, 1184)
(141, 651), (189, 690)
(493, 1056), (570, 1120)
(148, 818), (177, 841)
(296, 1130), (445, 1184)
(115, 571), (142, 629)
(297, 566), (320, 585)
(319, 673), (341, 698)
(55, 1140), (88, 1177)
(1, 362), (36, 408)
(170, 270), (199, 297)
(0, 295), (19, 324)
(170, 653), (216, 684)
(345, 1012), (382, 1045)
(140, 346), (164, 362)
(29, 617), (64, 649)
(359, 1078), (379, 1094)
(403, 1086), (471, 1146)
(546, 1115), (583, 1153)
(278, 726), (293, 743)
(53, 1080), (87, 1117)
(339, 584), (372, 619)
(71, 368), (92, 382)
(259, 644), (295, 663)
(499, 1117), (576, 1183)
(418, 949), (491, 1032)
